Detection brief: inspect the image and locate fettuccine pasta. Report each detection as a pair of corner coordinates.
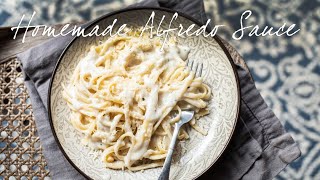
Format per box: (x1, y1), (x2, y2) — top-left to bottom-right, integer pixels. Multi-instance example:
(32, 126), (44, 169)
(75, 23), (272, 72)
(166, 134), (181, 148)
(62, 30), (211, 171)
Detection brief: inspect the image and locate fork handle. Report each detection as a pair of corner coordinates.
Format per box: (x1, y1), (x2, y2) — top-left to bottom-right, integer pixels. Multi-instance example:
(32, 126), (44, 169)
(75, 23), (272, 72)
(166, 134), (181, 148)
(158, 123), (181, 180)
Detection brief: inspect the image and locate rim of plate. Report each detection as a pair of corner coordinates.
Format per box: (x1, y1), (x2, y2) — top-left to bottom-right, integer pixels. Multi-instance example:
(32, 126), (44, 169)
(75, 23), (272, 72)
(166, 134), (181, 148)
(47, 6), (240, 180)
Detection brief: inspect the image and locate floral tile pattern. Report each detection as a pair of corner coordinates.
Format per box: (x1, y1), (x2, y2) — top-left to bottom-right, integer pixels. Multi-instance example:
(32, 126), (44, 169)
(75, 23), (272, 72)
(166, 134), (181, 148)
(0, 0), (319, 179)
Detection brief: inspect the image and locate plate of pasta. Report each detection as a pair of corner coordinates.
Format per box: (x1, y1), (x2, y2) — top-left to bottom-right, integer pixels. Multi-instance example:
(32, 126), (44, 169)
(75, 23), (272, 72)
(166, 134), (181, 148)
(48, 7), (240, 180)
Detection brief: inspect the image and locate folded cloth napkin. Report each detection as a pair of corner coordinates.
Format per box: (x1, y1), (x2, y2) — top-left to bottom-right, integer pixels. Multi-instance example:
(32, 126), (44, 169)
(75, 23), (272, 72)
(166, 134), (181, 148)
(17, 0), (301, 179)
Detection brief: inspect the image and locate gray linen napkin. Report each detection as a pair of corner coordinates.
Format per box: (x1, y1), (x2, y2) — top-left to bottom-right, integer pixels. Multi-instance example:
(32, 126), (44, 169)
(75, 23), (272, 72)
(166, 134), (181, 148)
(17, 0), (301, 179)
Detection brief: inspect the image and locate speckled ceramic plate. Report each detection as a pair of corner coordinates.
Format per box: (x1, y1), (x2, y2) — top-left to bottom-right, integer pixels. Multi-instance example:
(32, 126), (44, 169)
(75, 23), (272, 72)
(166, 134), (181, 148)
(48, 7), (240, 180)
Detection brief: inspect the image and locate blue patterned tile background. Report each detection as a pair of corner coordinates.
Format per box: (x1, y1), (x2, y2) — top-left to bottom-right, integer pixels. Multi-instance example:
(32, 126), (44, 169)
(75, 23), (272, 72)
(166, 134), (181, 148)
(0, 0), (319, 179)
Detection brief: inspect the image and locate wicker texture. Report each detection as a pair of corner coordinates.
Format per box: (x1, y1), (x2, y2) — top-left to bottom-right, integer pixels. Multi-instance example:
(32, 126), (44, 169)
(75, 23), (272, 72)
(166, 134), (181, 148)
(0, 58), (50, 180)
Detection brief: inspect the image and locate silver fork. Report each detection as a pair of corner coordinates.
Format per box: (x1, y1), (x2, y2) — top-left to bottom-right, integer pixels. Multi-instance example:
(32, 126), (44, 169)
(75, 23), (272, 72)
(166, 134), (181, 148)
(158, 61), (203, 180)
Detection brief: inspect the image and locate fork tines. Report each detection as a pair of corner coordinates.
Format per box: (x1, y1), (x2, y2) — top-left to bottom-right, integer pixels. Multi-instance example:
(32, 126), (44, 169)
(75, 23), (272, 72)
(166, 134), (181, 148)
(186, 60), (203, 77)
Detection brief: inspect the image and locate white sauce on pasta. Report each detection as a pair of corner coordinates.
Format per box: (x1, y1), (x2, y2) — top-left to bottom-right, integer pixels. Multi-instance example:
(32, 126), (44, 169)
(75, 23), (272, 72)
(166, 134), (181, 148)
(62, 31), (211, 171)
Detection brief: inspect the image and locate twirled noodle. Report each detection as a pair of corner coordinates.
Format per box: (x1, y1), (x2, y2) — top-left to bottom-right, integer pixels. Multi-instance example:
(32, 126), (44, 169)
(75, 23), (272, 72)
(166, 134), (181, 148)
(62, 30), (211, 171)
